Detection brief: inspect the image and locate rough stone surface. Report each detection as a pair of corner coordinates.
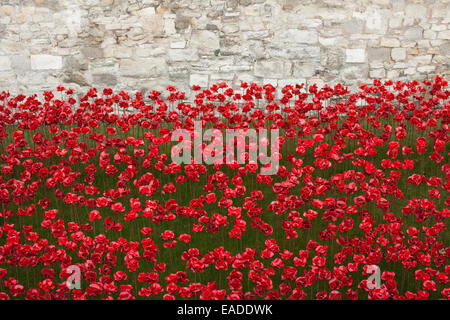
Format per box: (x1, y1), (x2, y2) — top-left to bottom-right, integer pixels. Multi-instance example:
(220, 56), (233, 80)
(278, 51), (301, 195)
(276, 29), (318, 44)
(92, 73), (118, 86)
(0, 0), (447, 95)
(0, 56), (11, 71)
(254, 59), (292, 79)
(30, 55), (62, 70)
(345, 49), (366, 63)
(380, 38), (401, 47)
(119, 58), (167, 78)
(368, 48), (391, 62)
(403, 26), (424, 40)
(168, 49), (199, 62)
(391, 48), (407, 61)
(190, 30), (220, 55)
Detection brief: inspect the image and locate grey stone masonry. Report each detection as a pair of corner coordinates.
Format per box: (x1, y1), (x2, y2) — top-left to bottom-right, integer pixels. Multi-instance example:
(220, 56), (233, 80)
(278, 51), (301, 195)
(0, 0), (448, 95)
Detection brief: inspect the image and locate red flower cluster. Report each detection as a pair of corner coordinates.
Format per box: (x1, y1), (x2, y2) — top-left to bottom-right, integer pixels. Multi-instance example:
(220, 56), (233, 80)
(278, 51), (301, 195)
(0, 76), (448, 300)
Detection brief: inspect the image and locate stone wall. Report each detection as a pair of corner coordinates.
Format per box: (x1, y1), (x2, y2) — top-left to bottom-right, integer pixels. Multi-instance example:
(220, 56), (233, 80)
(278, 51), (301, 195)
(0, 0), (449, 96)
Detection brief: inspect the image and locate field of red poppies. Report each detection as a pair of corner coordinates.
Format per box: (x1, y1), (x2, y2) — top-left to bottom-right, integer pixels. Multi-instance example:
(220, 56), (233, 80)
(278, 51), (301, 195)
(0, 76), (449, 300)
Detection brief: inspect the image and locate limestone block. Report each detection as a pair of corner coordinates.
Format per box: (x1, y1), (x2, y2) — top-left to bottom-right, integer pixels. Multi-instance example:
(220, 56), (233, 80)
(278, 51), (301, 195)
(391, 48), (407, 61)
(190, 30), (220, 55)
(405, 4), (428, 19)
(367, 48), (390, 62)
(30, 55), (62, 70)
(276, 29), (318, 44)
(345, 49), (366, 63)
(380, 38), (400, 47)
(119, 58), (167, 77)
(168, 49), (199, 62)
(0, 56), (11, 71)
(254, 59), (292, 78)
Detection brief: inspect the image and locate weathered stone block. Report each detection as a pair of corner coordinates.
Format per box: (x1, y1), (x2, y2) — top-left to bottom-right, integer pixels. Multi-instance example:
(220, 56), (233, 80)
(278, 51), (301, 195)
(170, 41), (186, 49)
(254, 59), (292, 79)
(135, 7), (156, 17)
(210, 72), (235, 81)
(243, 30), (270, 40)
(113, 47), (133, 59)
(380, 38), (400, 47)
(404, 67), (416, 75)
(175, 12), (191, 30)
(438, 30), (450, 40)
(323, 48), (344, 70)
(242, 40), (265, 59)
(190, 30), (220, 55)
(92, 73), (117, 86)
(222, 24), (240, 34)
(418, 40), (430, 48)
(403, 26), (423, 40)
(391, 48), (407, 61)
(343, 19), (364, 34)
(267, 45), (320, 61)
(135, 44), (166, 57)
(367, 48), (390, 62)
(81, 46), (104, 59)
(370, 68), (385, 78)
(30, 55), (62, 70)
(386, 69), (399, 78)
(293, 63), (317, 78)
(424, 30), (436, 40)
(417, 65), (435, 73)
(345, 49), (366, 63)
(365, 11), (388, 34)
(168, 49), (199, 62)
(168, 63), (190, 80)
(341, 65), (368, 80)
(119, 58), (166, 77)
(276, 29), (318, 44)
(219, 65), (251, 72)
(413, 55), (432, 64)
(431, 24), (447, 32)
(9, 55), (30, 72)
(0, 56), (11, 71)
(389, 16), (403, 29)
(319, 37), (341, 46)
(64, 71), (89, 86)
(405, 4), (428, 19)
(440, 42), (450, 56)
(142, 14), (164, 37)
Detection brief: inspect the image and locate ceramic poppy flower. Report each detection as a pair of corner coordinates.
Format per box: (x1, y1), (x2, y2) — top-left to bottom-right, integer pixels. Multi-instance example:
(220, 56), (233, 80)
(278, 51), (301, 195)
(0, 77), (448, 300)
